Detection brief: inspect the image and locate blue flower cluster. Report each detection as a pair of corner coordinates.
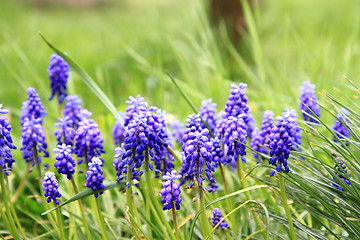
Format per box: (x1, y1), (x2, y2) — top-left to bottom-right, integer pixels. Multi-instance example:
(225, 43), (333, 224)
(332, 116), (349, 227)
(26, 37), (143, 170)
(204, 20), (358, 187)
(86, 157), (105, 198)
(210, 137), (226, 168)
(169, 120), (185, 145)
(63, 95), (91, 129)
(54, 144), (76, 180)
(74, 118), (105, 165)
(212, 208), (229, 229)
(21, 87), (46, 125)
(251, 111), (274, 161)
(199, 99), (218, 133)
(53, 117), (75, 146)
(299, 80), (320, 123)
(124, 95), (148, 127)
(284, 109), (302, 151)
(21, 117), (49, 166)
(159, 170), (182, 210)
(0, 105), (16, 175)
(112, 112), (125, 145)
(206, 181), (219, 193)
(250, 128), (262, 161)
(181, 114), (214, 187)
(224, 83), (250, 119)
(43, 172), (61, 205)
(246, 113), (255, 139)
(268, 113), (294, 176)
(332, 158), (351, 191)
(333, 107), (350, 144)
(48, 54), (70, 104)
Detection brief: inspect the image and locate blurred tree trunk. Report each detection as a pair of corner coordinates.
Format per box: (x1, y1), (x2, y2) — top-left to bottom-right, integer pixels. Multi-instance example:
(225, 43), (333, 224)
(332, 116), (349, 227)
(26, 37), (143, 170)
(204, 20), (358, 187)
(210, 0), (254, 44)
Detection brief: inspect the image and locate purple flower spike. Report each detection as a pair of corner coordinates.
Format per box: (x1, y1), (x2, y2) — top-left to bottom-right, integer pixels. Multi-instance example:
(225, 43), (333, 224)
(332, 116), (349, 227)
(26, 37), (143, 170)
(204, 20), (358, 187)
(180, 114), (214, 188)
(74, 118), (105, 165)
(124, 95), (148, 127)
(54, 144), (76, 180)
(299, 80), (320, 123)
(283, 109), (302, 152)
(21, 87), (46, 125)
(86, 157), (105, 198)
(0, 106), (16, 175)
(224, 83), (250, 119)
(48, 53), (70, 104)
(21, 117), (49, 166)
(63, 95), (91, 129)
(53, 117), (75, 147)
(159, 170), (182, 210)
(169, 120), (185, 145)
(43, 172), (61, 205)
(199, 99), (218, 133)
(112, 112), (126, 145)
(333, 107), (350, 145)
(246, 113), (255, 139)
(268, 113), (294, 176)
(210, 138), (226, 168)
(212, 208), (229, 229)
(333, 158), (351, 191)
(206, 181), (219, 193)
(250, 128), (262, 161)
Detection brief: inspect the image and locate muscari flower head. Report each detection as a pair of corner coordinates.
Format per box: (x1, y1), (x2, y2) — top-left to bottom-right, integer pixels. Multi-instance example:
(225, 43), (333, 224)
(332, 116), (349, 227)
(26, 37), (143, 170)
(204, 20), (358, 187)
(250, 128), (263, 162)
(124, 95), (148, 127)
(63, 95), (91, 129)
(299, 80), (320, 123)
(206, 181), (219, 193)
(74, 118), (105, 165)
(246, 113), (255, 139)
(252, 111), (275, 161)
(199, 99), (218, 133)
(180, 114), (214, 187)
(210, 137), (226, 168)
(332, 158), (351, 191)
(43, 172), (61, 205)
(268, 112), (294, 176)
(53, 144), (76, 180)
(21, 117), (49, 166)
(224, 83), (250, 119)
(283, 109), (302, 151)
(333, 107), (350, 144)
(112, 112), (126, 145)
(159, 170), (182, 210)
(212, 208), (229, 229)
(0, 105), (16, 175)
(86, 157), (105, 198)
(169, 120), (185, 145)
(48, 53), (70, 104)
(21, 87), (46, 125)
(53, 117), (75, 147)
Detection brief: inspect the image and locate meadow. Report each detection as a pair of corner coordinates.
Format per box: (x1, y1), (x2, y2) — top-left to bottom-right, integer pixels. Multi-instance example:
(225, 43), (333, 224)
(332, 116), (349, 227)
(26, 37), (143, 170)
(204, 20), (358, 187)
(1, 0), (360, 239)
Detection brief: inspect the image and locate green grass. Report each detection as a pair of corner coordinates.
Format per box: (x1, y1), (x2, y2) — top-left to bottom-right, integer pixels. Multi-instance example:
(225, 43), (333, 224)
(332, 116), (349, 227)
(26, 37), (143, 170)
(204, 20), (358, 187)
(1, 0), (360, 239)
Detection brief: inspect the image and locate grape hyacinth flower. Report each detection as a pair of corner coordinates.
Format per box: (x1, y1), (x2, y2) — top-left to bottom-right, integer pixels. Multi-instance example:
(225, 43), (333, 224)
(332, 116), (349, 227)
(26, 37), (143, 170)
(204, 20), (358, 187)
(212, 208), (229, 229)
(169, 120), (185, 145)
(124, 95), (148, 127)
(333, 107), (350, 144)
(21, 117), (49, 166)
(74, 118), (105, 165)
(250, 128), (262, 162)
(246, 113), (255, 139)
(224, 83), (250, 121)
(112, 112), (126, 145)
(159, 170), (182, 210)
(0, 105), (16, 175)
(299, 80), (320, 123)
(199, 99), (218, 133)
(54, 144), (76, 180)
(63, 95), (90, 129)
(206, 181), (219, 193)
(180, 114), (214, 187)
(332, 158), (351, 191)
(210, 138), (226, 168)
(268, 113), (294, 176)
(43, 172), (61, 205)
(20, 87), (46, 125)
(53, 117), (75, 146)
(283, 109), (302, 151)
(86, 157), (105, 198)
(253, 111), (275, 161)
(48, 53), (70, 104)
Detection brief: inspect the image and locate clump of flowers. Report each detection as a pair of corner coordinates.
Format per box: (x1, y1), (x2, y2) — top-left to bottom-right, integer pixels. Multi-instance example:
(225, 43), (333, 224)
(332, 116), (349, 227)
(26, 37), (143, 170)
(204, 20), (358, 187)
(212, 208), (229, 229)
(299, 80), (320, 123)
(124, 95), (148, 127)
(112, 112), (125, 145)
(86, 157), (105, 198)
(0, 105), (16, 175)
(246, 113), (255, 139)
(250, 128), (262, 161)
(283, 109), (302, 151)
(63, 95), (90, 129)
(206, 181), (219, 193)
(199, 99), (218, 133)
(333, 107), (350, 144)
(169, 120), (185, 145)
(224, 83), (250, 119)
(159, 170), (182, 210)
(180, 114), (214, 187)
(210, 137), (226, 168)
(43, 172), (61, 205)
(53, 144), (76, 180)
(268, 112), (294, 176)
(21, 117), (49, 166)
(20, 87), (46, 125)
(48, 53), (70, 104)
(332, 158), (351, 191)
(53, 117), (75, 146)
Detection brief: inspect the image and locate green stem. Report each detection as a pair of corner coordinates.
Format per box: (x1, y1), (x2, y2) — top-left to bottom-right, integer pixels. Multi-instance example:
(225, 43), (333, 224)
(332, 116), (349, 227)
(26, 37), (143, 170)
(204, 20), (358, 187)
(198, 185), (214, 240)
(171, 205), (180, 240)
(143, 153), (153, 240)
(279, 174), (296, 240)
(126, 165), (134, 217)
(94, 197), (110, 240)
(0, 168), (20, 240)
(236, 159), (244, 188)
(0, 199), (10, 232)
(56, 207), (66, 240)
(70, 178), (92, 240)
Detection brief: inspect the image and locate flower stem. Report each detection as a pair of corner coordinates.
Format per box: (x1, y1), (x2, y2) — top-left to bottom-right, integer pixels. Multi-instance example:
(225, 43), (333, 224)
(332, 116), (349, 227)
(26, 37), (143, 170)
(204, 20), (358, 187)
(94, 196), (110, 240)
(143, 150), (153, 240)
(198, 184), (214, 240)
(171, 204), (180, 240)
(0, 168), (21, 240)
(126, 165), (134, 217)
(70, 178), (92, 240)
(55, 207), (66, 240)
(279, 173), (296, 240)
(33, 144), (43, 194)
